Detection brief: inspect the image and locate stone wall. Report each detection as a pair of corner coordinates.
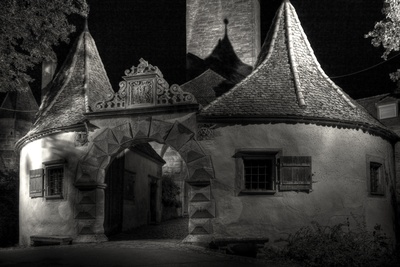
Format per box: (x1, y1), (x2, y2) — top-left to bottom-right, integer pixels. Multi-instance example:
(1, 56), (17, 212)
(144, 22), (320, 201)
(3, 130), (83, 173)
(199, 123), (396, 242)
(186, 0), (260, 66)
(19, 132), (83, 246)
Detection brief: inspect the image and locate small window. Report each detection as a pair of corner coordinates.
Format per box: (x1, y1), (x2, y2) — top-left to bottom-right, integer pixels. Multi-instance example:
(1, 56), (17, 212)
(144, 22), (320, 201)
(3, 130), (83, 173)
(46, 166), (64, 198)
(43, 160), (65, 199)
(377, 103), (397, 119)
(370, 162), (384, 196)
(235, 150), (312, 195)
(244, 157), (275, 191)
(234, 149), (279, 195)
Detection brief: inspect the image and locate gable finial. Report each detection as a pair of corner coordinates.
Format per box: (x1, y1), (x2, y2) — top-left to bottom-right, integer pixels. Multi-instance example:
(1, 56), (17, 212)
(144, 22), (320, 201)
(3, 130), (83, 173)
(84, 17), (89, 32)
(223, 18), (229, 36)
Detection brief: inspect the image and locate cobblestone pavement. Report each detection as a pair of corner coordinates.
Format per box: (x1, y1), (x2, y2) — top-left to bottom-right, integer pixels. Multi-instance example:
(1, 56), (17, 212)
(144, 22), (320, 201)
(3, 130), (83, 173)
(0, 218), (298, 266)
(109, 217), (189, 241)
(0, 239), (294, 267)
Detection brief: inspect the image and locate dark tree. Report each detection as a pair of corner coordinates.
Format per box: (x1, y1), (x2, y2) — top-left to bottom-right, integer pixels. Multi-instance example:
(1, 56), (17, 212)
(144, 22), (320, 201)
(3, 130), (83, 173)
(366, 0), (400, 82)
(0, 0), (88, 92)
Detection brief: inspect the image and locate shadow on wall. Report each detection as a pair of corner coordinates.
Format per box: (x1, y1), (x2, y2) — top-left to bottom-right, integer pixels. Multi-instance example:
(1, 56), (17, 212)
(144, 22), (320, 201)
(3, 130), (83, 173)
(186, 19), (253, 97)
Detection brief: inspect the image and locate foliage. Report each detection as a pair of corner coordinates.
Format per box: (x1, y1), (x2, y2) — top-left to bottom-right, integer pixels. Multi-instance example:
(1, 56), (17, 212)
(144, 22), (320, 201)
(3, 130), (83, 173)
(263, 220), (396, 267)
(366, 0), (400, 82)
(0, 169), (19, 247)
(161, 175), (181, 208)
(0, 0), (88, 91)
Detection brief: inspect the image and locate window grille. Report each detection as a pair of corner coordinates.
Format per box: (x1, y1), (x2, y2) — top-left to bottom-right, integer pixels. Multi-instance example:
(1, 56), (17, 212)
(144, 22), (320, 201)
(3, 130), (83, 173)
(244, 158), (274, 190)
(47, 166), (64, 197)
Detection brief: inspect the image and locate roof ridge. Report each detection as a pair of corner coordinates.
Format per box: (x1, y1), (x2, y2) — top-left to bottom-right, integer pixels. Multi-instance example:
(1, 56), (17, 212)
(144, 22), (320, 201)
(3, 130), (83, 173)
(84, 31), (90, 113)
(287, 2), (356, 109)
(285, 1), (305, 107)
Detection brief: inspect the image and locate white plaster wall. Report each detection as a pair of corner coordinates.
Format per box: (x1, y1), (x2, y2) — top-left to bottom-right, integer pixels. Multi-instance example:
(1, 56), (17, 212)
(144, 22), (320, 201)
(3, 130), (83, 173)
(199, 123), (396, 242)
(122, 149), (162, 230)
(19, 132), (85, 246)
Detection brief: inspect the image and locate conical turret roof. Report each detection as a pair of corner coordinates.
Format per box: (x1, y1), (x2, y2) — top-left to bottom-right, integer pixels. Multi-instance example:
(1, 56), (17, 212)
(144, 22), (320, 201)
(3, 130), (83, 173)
(26, 23), (114, 137)
(200, 1), (393, 139)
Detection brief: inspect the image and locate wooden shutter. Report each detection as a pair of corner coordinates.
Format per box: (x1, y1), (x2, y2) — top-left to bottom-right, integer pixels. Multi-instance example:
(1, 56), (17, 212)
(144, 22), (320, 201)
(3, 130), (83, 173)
(29, 169), (44, 198)
(280, 156), (312, 191)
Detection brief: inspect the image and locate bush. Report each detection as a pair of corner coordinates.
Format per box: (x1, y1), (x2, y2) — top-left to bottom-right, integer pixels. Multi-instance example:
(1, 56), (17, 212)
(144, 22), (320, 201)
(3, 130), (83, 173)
(264, 219), (396, 267)
(0, 169), (19, 247)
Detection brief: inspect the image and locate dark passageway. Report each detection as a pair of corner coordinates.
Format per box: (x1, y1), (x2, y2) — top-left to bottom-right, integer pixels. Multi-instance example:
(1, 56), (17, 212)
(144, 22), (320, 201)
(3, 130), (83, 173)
(109, 217), (189, 241)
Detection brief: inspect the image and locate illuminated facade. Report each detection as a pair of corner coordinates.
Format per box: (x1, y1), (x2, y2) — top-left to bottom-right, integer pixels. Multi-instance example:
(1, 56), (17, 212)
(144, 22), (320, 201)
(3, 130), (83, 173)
(17, 0), (399, 246)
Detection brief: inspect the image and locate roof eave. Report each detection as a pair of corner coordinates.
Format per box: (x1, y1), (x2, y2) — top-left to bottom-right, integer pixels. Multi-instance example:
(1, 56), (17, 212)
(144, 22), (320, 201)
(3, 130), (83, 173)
(197, 114), (400, 144)
(15, 123), (86, 152)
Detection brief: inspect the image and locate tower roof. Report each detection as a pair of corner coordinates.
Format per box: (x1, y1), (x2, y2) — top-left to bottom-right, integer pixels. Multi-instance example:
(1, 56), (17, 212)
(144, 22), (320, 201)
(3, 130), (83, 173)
(26, 25), (114, 137)
(200, 1), (392, 139)
(181, 69), (225, 107)
(0, 82), (38, 122)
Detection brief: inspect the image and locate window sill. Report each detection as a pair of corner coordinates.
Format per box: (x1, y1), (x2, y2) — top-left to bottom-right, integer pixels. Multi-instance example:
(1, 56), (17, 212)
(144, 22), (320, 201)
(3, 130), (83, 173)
(239, 190), (276, 196)
(45, 195), (63, 200)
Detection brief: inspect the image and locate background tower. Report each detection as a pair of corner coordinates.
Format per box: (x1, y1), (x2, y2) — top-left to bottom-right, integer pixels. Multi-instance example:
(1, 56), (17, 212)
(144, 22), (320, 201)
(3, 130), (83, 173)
(186, 0), (261, 67)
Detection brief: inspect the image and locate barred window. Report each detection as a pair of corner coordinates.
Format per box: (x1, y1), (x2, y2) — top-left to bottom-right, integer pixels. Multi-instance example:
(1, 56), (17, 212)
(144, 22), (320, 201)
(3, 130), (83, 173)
(47, 166), (63, 197)
(42, 159), (65, 199)
(235, 149), (312, 195)
(244, 158), (274, 191)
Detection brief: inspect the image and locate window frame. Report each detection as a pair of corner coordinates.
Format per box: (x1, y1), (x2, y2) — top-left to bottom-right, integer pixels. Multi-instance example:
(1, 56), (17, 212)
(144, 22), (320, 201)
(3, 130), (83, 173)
(43, 159), (66, 200)
(366, 155), (385, 197)
(234, 149), (281, 195)
(377, 102), (398, 120)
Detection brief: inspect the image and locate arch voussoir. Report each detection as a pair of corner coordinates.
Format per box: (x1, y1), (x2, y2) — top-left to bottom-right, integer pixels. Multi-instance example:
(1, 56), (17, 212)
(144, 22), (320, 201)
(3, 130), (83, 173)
(148, 118), (174, 143)
(74, 117), (216, 242)
(165, 121), (195, 151)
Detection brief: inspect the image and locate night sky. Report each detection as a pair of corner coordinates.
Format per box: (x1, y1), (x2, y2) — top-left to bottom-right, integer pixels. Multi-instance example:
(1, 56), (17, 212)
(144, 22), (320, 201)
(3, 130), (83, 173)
(30, 0), (400, 103)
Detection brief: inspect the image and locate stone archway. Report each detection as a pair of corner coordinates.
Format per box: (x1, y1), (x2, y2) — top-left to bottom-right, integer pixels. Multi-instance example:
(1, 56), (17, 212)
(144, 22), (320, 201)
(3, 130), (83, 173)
(74, 117), (215, 242)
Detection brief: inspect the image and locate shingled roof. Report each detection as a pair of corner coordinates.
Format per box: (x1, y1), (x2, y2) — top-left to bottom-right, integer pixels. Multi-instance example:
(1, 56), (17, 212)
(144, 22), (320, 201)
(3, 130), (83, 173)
(356, 94), (391, 119)
(180, 69), (225, 107)
(0, 81), (38, 122)
(24, 23), (114, 138)
(200, 0), (394, 139)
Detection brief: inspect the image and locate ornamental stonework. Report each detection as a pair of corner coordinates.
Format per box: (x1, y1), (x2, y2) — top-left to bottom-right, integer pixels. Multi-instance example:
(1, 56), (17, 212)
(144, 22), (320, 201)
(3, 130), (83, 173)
(94, 59), (197, 111)
(197, 124), (216, 140)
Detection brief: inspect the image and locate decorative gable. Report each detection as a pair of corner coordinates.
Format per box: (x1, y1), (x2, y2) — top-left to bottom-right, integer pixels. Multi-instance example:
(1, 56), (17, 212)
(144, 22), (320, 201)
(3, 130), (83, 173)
(94, 59), (197, 111)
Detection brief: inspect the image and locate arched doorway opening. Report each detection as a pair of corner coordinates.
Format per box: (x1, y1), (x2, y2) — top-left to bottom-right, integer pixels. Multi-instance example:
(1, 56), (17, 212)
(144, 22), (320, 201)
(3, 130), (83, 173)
(75, 119), (215, 242)
(103, 143), (166, 238)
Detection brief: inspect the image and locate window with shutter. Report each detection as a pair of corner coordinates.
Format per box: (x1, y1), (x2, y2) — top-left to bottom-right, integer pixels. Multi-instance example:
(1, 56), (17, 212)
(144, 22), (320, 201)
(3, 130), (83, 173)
(29, 169), (44, 198)
(280, 156), (312, 192)
(46, 166), (64, 198)
(234, 149), (280, 195)
(43, 159), (66, 199)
